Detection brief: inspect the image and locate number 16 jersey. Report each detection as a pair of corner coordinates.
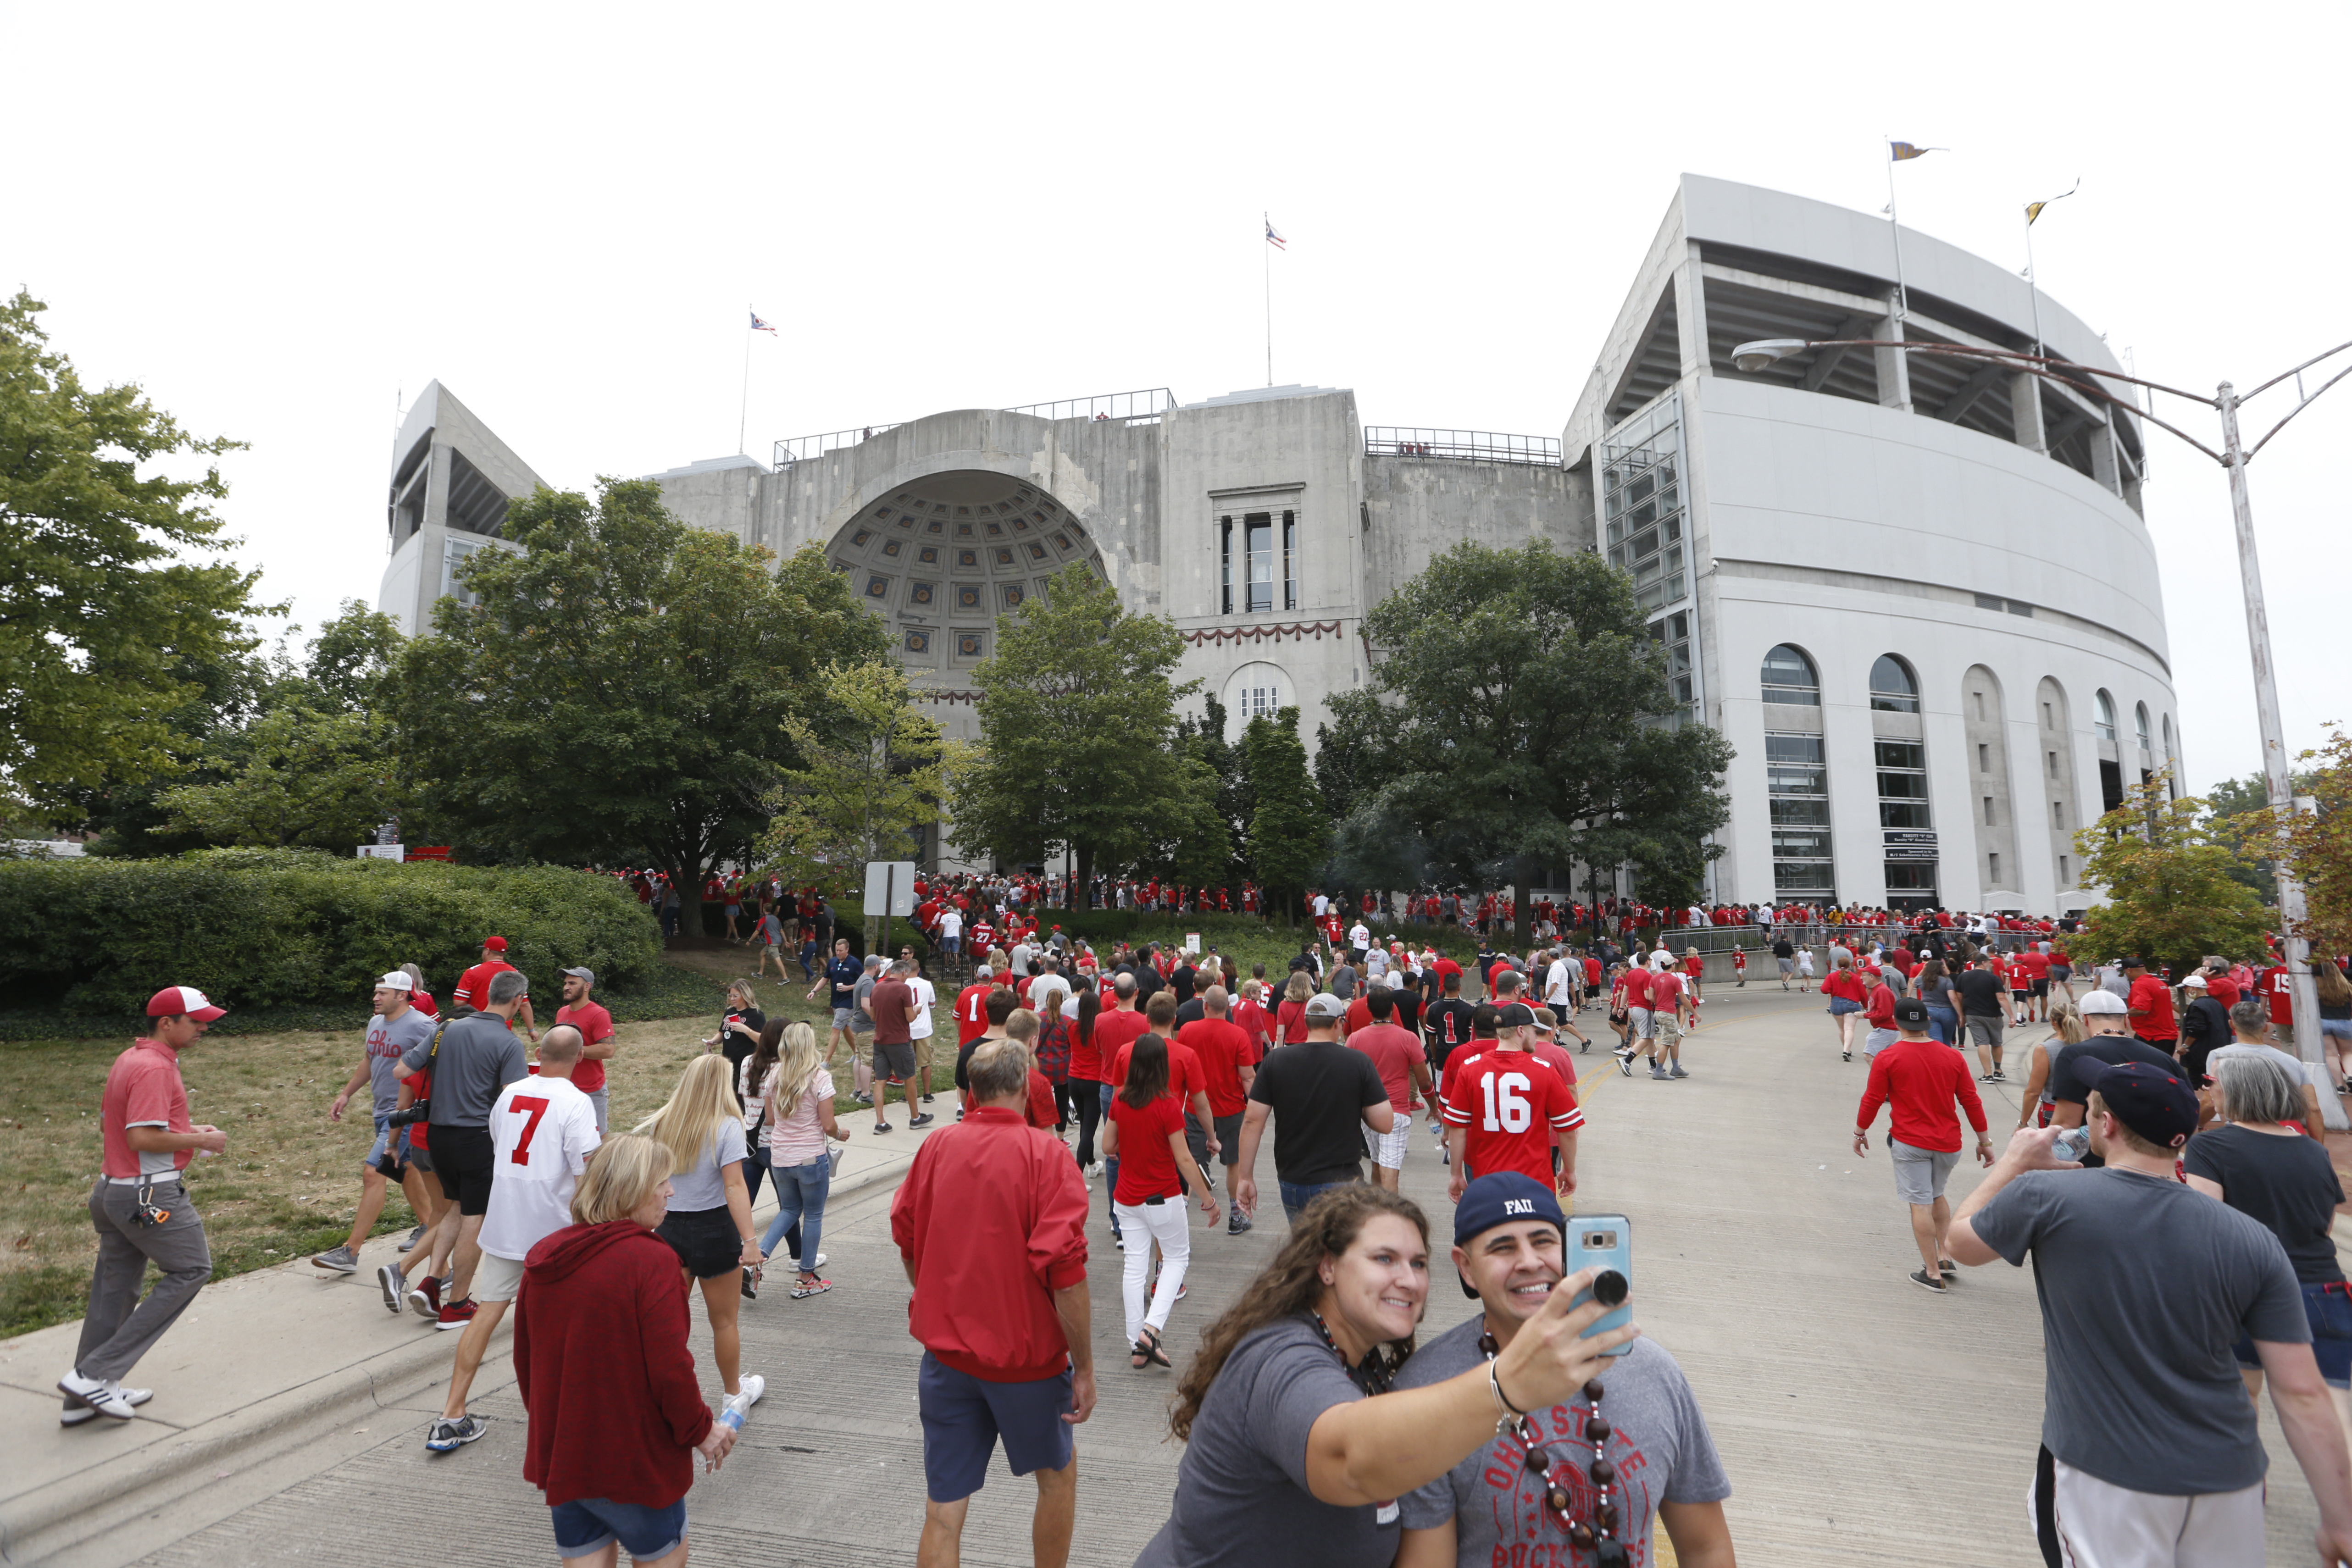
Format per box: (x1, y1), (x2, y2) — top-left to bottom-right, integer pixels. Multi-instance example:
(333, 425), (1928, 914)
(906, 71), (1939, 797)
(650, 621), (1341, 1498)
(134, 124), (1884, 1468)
(1440, 1049), (1583, 1186)
(479, 1073), (603, 1262)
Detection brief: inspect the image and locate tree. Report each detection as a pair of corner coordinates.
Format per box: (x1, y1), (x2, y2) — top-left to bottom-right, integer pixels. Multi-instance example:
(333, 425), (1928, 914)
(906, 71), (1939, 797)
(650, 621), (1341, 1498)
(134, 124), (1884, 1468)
(1243, 706), (1326, 923)
(2283, 729), (2352, 957)
(1342, 539), (1733, 947)
(949, 563), (1197, 905)
(388, 482), (888, 932)
(2074, 771), (2270, 971)
(0, 290), (276, 818)
(757, 659), (959, 951)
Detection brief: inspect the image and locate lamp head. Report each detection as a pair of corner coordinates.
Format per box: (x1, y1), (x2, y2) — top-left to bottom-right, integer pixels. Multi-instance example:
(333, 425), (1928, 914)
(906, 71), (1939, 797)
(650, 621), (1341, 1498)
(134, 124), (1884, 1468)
(1731, 338), (1809, 373)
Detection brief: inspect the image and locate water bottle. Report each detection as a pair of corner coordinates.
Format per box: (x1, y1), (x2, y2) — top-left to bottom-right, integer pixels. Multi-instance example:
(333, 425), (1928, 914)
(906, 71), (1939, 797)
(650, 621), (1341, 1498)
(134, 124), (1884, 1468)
(2051, 1127), (2091, 1163)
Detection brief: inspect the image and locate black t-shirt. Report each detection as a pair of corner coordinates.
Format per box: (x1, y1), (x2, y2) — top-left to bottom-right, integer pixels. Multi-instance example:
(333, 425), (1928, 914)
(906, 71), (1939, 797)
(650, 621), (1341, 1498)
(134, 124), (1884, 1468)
(1389, 989), (1424, 1038)
(720, 1006), (766, 1078)
(1130, 964), (1162, 1006)
(1424, 998), (1477, 1070)
(812, 906), (835, 948)
(2184, 1124), (2346, 1284)
(1174, 997), (1206, 1029)
(1772, 938), (1794, 959)
(2049, 1035), (2183, 1105)
(1246, 1040), (1390, 1186)
(1171, 964), (1198, 1004)
(1954, 970), (2007, 1017)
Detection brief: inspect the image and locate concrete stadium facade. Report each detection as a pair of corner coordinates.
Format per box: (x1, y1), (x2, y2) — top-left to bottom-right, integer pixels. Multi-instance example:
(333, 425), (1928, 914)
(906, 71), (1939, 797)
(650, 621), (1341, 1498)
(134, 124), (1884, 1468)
(375, 174), (2177, 910)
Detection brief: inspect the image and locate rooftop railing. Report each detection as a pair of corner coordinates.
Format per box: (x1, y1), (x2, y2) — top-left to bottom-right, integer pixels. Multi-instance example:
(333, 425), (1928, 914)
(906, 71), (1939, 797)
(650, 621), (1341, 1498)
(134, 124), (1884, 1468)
(1365, 427), (1562, 466)
(772, 389), (1180, 467)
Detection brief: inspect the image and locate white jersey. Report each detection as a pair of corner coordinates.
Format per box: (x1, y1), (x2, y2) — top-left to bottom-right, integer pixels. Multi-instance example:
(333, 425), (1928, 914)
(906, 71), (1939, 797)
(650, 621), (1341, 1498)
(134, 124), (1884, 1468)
(1544, 960), (1572, 1006)
(908, 975), (937, 1039)
(478, 1074), (601, 1261)
(1348, 922), (1370, 950)
(939, 909), (963, 940)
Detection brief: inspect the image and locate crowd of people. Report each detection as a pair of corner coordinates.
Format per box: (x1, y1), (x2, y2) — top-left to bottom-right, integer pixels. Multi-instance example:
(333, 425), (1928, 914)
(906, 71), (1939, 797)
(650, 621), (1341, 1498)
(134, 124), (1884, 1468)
(56, 881), (2352, 1568)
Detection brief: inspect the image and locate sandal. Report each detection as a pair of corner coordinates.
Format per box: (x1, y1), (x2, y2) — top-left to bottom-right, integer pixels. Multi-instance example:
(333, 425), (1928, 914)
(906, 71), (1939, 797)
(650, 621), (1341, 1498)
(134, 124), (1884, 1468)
(790, 1277), (831, 1299)
(1135, 1325), (1172, 1369)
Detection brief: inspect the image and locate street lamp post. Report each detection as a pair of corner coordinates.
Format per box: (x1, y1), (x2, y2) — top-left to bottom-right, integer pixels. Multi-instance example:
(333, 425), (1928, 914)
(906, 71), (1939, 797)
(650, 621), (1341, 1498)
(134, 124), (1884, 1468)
(1734, 333), (2352, 1094)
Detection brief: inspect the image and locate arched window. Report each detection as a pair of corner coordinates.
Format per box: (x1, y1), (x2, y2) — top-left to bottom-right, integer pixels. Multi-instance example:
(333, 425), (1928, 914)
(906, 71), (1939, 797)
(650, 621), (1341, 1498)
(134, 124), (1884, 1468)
(2135, 702), (2152, 751)
(2094, 689), (2118, 742)
(1761, 644), (1819, 706)
(1869, 654), (1919, 713)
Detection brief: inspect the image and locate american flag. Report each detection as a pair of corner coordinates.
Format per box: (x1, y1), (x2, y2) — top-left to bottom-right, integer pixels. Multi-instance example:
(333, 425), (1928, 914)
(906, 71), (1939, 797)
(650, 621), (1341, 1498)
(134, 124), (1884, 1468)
(1264, 218), (1287, 250)
(750, 310), (777, 334)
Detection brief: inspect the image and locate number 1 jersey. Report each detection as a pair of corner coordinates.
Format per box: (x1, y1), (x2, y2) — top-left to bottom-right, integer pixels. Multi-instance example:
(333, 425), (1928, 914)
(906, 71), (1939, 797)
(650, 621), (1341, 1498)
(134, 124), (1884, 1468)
(1440, 1050), (1583, 1186)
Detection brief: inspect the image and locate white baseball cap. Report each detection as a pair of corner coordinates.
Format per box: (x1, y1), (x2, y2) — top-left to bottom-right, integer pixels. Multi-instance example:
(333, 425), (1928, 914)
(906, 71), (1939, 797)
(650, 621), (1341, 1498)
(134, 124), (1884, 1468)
(2081, 989), (2130, 1015)
(376, 971), (413, 991)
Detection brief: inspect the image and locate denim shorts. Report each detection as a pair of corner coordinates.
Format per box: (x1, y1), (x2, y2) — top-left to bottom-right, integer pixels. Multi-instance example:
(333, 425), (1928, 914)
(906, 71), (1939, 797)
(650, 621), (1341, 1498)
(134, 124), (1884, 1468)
(550, 1495), (687, 1561)
(365, 1115), (392, 1169)
(1828, 997), (1862, 1016)
(2234, 1281), (2352, 1387)
(2322, 1019), (2352, 1042)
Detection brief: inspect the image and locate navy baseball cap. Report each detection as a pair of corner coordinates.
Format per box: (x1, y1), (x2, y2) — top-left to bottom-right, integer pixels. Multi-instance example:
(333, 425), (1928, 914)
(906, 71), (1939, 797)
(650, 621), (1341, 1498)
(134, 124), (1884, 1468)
(1453, 1173), (1566, 1296)
(1892, 997), (1929, 1027)
(2091, 1061), (2198, 1150)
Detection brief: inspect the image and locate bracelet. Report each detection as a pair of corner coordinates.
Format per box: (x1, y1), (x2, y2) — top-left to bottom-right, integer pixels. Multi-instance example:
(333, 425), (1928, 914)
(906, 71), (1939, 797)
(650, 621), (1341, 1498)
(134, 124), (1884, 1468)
(1488, 1360), (1527, 1426)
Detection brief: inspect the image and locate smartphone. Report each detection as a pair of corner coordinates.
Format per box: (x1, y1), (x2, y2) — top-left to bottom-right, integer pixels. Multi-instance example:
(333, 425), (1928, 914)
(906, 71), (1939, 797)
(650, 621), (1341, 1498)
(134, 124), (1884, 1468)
(1566, 1214), (1633, 1357)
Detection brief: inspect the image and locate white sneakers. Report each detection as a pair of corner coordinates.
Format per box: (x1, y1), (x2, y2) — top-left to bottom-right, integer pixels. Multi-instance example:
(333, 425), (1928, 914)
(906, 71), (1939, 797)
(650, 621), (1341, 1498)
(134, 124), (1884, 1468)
(58, 1369), (150, 1423)
(735, 1373), (766, 1409)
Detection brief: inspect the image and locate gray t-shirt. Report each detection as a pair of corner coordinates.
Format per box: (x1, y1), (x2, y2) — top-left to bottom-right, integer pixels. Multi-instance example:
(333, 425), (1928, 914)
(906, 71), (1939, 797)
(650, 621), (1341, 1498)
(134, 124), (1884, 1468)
(1330, 965), (1358, 1001)
(1132, 1317), (1393, 1568)
(1970, 1166), (2308, 1493)
(667, 1120), (749, 1213)
(1396, 1320), (1729, 1563)
(365, 1008), (436, 1119)
(399, 1013), (528, 1128)
(851, 973), (877, 1033)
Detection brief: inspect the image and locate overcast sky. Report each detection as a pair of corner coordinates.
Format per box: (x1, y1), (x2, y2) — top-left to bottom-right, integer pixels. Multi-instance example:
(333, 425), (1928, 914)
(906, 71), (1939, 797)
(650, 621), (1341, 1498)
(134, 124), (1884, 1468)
(11, 1), (2346, 794)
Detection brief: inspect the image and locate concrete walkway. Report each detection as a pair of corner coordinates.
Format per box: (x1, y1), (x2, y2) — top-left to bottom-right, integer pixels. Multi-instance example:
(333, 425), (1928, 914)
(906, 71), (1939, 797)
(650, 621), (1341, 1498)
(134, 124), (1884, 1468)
(8, 988), (2342, 1566)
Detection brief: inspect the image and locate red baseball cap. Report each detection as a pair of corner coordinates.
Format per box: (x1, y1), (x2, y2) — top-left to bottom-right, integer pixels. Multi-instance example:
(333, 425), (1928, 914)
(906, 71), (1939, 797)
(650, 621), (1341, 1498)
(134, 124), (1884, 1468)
(147, 986), (227, 1022)
(483, 936), (509, 952)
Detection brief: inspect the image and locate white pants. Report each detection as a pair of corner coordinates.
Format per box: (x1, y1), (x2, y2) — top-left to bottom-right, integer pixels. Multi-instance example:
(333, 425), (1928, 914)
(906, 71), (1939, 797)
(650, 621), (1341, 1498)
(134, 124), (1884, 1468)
(1114, 1197), (1192, 1346)
(2040, 1457), (2263, 1568)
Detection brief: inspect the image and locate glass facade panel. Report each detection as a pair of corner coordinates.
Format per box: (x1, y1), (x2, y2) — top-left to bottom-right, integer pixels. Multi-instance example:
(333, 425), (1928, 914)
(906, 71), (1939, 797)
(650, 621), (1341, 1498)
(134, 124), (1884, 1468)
(1875, 729), (1936, 906)
(1765, 732), (1833, 899)
(1869, 655), (1920, 712)
(1602, 396), (1689, 614)
(1646, 609), (1695, 711)
(1760, 644), (1819, 705)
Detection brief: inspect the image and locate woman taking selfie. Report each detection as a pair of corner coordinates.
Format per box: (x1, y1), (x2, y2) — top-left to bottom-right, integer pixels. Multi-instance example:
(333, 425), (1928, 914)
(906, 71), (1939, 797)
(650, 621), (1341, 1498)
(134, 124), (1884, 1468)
(1132, 1186), (1634, 1568)
(636, 1056), (763, 1407)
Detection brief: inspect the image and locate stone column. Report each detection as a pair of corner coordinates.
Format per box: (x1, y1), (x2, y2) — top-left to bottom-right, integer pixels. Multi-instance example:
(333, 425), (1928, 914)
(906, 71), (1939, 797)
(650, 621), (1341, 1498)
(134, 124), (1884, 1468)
(1873, 291), (1912, 413)
(2009, 371), (2046, 453)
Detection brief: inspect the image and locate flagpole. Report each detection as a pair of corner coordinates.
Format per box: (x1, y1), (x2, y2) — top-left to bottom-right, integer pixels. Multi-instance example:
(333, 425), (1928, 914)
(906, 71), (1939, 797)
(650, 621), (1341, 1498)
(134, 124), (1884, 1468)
(738, 307), (754, 456)
(1263, 213), (1273, 388)
(1883, 138), (1909, 323)
(2024, 217), (2044, 361)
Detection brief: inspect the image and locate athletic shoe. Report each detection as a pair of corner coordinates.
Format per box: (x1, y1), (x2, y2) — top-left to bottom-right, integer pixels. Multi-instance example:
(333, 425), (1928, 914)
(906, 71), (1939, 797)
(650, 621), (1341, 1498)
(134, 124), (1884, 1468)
(56, 1372), (144, 1423)
(872, 1122), (893, 1134)
(1113, 1233), (1126, 1252)
(920, 1093), (934, 1103)
(377, 1263), (407, 1314)
(908, 1113), (936, 1128)
(1842, 1050), (1852, 1062)
(436, 1298), (479, 1331)
(1228, 1208), (1252, 1235)
(57, 1371), (137, 1421)
(407, 1273), (443, 1321)
(790, 1278), (831, 1299)
(61, 1384), (151, 1425)
(424, 1414), (487, 1451)
(736, 1373), (766, 1408)
(1991, 1069), (2008, 1081)
(1978, 1072), (2000, 1082)
(311, 1243), (359, 1274)
(398, 1225), (425, 1253)
(1618, 1054), (1633, 1078)
(1908, 1269), (1948, 1294)
(1649, 1067), (1670, 1080)
(854, 1092), (873, 1106)
(1669, 1065), (1689, 1079)
(1938, 1258), (1961, 1277)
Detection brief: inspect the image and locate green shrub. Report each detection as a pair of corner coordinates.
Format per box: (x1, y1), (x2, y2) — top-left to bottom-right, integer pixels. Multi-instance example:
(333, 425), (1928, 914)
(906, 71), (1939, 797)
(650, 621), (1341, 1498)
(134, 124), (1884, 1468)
(0, 849), (662, 1014)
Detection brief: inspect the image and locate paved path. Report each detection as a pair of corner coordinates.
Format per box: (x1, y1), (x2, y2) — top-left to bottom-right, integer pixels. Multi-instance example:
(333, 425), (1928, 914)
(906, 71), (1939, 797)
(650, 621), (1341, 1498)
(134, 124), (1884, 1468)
(12, 985), (2341, 1566)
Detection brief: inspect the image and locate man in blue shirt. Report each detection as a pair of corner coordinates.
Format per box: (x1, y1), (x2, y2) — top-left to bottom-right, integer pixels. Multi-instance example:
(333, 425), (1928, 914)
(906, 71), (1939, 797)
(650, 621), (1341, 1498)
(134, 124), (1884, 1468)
(808, 937), (864, 1078)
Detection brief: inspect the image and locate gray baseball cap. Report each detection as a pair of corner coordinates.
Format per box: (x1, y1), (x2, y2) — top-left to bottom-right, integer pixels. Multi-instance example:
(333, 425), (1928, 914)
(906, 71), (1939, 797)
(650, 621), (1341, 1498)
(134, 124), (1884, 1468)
(1304, 992), (1348, 1020)
(560, 966), (596, 984)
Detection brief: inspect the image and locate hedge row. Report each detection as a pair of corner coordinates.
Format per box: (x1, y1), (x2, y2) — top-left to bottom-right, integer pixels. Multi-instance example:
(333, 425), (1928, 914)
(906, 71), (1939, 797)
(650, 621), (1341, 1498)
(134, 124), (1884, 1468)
(0, 849), (664, 1016)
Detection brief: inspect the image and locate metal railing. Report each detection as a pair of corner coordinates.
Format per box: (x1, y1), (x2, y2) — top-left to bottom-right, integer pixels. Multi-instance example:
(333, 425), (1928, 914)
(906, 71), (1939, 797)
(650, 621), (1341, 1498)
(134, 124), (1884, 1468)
(773, 426), (902, 466)
(1005, 388), (1176, 423)
(1365, 427), (1562, 465)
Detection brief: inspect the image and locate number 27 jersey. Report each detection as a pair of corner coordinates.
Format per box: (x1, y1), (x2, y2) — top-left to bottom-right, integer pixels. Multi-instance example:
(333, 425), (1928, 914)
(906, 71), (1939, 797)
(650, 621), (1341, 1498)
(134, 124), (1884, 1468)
(1440, 1051), (1583, 1186)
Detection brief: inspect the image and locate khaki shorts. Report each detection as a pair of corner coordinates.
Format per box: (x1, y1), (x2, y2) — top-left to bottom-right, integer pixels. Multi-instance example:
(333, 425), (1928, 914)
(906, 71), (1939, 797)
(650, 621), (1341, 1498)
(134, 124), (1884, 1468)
(912, 1032), (936, 1073)
(1653, 1013), (1683, 1046)
(475, 1250), (526, 1303)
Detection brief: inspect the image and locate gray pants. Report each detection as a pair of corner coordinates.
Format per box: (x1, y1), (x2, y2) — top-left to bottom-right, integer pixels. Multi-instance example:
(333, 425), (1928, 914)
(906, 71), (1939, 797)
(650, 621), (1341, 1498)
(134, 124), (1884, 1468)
(75, 1177), (211, 1383)
(588, 1086), (610, 1134)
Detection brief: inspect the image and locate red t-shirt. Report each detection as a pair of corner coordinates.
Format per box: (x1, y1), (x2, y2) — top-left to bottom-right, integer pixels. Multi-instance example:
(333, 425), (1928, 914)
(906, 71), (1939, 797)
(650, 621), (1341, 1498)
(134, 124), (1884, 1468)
(1107, 1093), (1187, 1203)
(101, 1039), (193, 1180)
(1347, 1022), (1422, 1111)
(955, 983), (993, 1046)
(2012, 951), (2050, 983)
(1109, 1035), (1205, 1107)
(1821, 970), (1867, 1004)
(1342, 996), (1373, 1037)
(1025, 1069), (1057, 1131)
(1621, 968), (1654, 1008)
(1441, 1049), (1583, 1185)
(1177, 1018), (1258, 1117)
(1234, 999), (1272, 1052)
(456, 958), (516, 1013)
(1089, 1008), (1151, 1083)
(1648, 970), (1685, 1014)
(2260, 966), (2297, 1027)
(1274, 998), (1308, 1045)
(1864, 985), (1895, 1029)
(1431, 957), (1463, 991)
(554, 1001), (615, 1094)
(2129, 974), (2179, 1041)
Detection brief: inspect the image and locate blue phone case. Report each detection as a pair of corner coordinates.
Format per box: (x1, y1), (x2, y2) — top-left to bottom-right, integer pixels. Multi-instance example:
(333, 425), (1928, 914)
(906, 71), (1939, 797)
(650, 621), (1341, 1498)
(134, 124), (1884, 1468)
(1566, 1214), (1633, 1356)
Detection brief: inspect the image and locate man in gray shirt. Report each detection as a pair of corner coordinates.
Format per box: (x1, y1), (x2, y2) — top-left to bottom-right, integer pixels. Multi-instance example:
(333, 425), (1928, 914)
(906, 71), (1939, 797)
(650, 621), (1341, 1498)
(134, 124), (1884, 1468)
(1396, 1174), (1733, 1568)
(398, 969), (529, 1330)
(1952, 1061), (2352, 1566)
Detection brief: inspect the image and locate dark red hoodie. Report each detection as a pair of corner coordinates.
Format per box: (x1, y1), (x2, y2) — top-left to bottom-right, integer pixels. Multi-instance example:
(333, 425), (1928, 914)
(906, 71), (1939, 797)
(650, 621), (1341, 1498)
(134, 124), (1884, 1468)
(515, 1220), (712, 1508)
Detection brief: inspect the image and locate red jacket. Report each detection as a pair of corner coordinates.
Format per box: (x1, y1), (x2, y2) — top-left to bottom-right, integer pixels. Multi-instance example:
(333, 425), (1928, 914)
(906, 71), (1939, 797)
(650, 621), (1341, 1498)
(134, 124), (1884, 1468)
(890, 1106), (1089, 1381)
(1856, 1036), (1987, 1155)
(515, 1221), (713, 1508)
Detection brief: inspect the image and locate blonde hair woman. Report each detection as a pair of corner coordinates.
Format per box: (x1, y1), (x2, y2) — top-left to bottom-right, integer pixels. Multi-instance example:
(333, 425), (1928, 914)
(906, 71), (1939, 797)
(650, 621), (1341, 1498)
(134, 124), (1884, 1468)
(636, 1055), (764, 1406)
(2013, 999), (2086, 1131)
(1275, 970), (1313, 1047)
(755, 1022), (847, 1298)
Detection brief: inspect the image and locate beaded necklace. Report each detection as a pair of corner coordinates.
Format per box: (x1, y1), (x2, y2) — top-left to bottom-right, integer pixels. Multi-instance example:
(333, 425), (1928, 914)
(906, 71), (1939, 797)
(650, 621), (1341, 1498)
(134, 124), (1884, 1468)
(1307, 1311), (1397, 1396)
(1479, 1328), (1625, 1568)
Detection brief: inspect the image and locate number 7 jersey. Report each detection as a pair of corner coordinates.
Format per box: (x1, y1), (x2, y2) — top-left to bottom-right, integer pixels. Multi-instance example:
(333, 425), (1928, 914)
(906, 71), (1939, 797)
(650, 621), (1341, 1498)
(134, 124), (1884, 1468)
(1440, 1049), (1584, 1186)
(478, 1073), (604, 1263)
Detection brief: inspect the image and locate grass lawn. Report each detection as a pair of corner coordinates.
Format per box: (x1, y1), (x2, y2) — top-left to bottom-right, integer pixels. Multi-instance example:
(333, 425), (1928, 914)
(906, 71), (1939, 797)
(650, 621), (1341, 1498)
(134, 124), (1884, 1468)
(0, 956), (852, 1340)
